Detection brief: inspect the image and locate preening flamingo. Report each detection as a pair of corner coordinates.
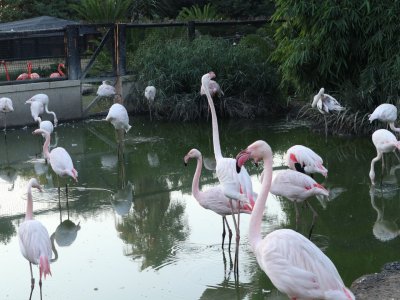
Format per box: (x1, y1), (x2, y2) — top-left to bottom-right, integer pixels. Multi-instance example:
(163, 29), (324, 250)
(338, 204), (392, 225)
(285, 145), (328, 177)
(270, 169), (329, 236)
(184, 148), (252, 250)
(311, 88), (345, 140)
(17, 62), (40, 80)
(200, 78), (224, 97)
(201, 71), (255, 272)
(25, 94), (58, 126)
(97, 81), (116, 97)
(369, 103), (400, 132)
(369, 129), (400, 185)
(18, 178), (53, 300)
(236, 140), (355, 300)
(144, 85), (156, 121)
(0, 97), (14, 134)
(1, 60), (10, 81)
(49, 63), (65, 78)
(105, 103), (132, 133)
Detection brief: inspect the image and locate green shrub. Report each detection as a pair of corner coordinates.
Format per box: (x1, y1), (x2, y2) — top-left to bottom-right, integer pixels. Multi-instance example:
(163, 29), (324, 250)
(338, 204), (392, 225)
(127, 34), (280, 121)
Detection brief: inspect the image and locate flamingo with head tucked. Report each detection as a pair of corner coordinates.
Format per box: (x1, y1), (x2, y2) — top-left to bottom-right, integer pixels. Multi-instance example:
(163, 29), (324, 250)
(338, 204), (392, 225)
(201, 71), (255, 273)
(105, 103), (132, 133)
(18, 178), (53, 300)
(144, 86), (156, 120)
(97, 81), (116, 97)
(286, 145), (328, 178)
(0, 97), (14, 135)
(236, 140), (354, 300)
(184, 148), (252, 250)
(50, 63), (65, 78)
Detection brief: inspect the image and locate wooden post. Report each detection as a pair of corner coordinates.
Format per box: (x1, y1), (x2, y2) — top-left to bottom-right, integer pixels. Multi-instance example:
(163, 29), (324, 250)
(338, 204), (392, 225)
(188, 21), (195, 41)
(65, 25), (81, 80)
(113, 24), (126, 104)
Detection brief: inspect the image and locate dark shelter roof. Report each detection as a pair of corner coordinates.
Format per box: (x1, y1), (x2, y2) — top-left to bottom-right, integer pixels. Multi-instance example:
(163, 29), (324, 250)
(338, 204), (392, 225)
(0, 16), (79, 32)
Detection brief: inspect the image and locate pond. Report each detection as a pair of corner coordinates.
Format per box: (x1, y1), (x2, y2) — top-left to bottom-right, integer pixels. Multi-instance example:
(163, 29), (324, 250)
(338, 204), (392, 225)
(0, 115), (399, 299)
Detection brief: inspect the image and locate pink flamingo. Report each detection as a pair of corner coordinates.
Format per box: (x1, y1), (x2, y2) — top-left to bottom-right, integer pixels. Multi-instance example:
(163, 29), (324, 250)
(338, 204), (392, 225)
(369, 103), (400, 132)
(286, 145), (328, 178)
(49, 63), (65, 78)
(201, 71), (255, 272)
(1, 60), (10, 81)
(18, 178), (52, 300)
(200, 78), (224, 97)
(236, 140), (355, 300)
(369, 129), (400, 185)
(32, 129), (78, 204)
(17, 62), (40, 80)
(270, 169), (329, 236)
(184, 148), (252, 250)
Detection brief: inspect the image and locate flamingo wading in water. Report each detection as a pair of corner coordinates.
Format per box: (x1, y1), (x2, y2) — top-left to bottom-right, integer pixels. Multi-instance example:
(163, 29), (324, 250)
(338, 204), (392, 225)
(369, 129), (400, 185)
(105, 103), (132, 133)
(18, 178), (53, 300)
(369, 103), (400, 133)
(144, 85), (156, 121)
(311, 88), (345, 140)
(201, 71), (255, 273)
(236, 140), (355, 300)
(0, 97), (14, 136)
(285, 145), (328, 178)
(184, 148), (252, 250)
(26, 94), (58, 126)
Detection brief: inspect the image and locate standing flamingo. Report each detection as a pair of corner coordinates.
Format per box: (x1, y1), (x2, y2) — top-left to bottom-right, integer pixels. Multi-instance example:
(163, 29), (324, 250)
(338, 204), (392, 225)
(25, 94), (58, 126)
(369, 129), (400, 185)
(184, 148), (252, 250)
(32, 129), (78, 205)
(18, 178), (52, 300)
(49, 63), (65, 78)
(285, 145), (328, 178)
(97, 81), (116, 97)
(144, 86), (156, 121)
(311, 88), (345, 140)
(369, 103), (400, 132)
(270, 169), (329, 237)
(105, 103), (132, 133)
(1, 60), (10, 81)
(201, 71), (255, 273)
(236, 140), (355, 300)
(0, 97), (14, 135)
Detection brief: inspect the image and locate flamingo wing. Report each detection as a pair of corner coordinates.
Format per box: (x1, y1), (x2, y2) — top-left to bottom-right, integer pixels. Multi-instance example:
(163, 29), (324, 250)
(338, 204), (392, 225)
(257, 229), (353, 299)
(323, 93), (345, 112)
(50, 147), (75, 177)
(368, 103), (397, 123)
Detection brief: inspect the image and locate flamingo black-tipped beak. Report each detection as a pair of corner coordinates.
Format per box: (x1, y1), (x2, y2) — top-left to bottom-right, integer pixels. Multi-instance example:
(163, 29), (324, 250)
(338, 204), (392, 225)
(184, 162), (187, 167)
(235, 149), (250, 173)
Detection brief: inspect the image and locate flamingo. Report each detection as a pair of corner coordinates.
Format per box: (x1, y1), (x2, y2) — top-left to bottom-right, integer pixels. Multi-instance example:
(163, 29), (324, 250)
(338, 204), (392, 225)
(270, 169), (329, 236)
(311, 88), (345, 140)
(25, 94), (58, 126)
(18, 178), (52, 300)
(235, 140), (355, 300)
(17, 62), (40, 80)
(200, 78), (224, 97)
(368, 103), (400, 132)
(50, 63), (65, 78)
(105, 103), (132, 133)
(184, 148), (252, 250)
(32, 129), (78, 205)
(201, 71), (255, 273)
(369, 129), (400, 185)
(0, 97), (14, 135)
(144, 85), (156, 121)
(97, 81), (116, 97)
(1, 60), (10, 81)
(285, 145), (328, 178)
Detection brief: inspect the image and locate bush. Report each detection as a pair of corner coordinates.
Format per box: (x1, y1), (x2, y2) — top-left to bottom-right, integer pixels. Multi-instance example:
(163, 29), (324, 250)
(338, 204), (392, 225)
(127, 34), (280, 121)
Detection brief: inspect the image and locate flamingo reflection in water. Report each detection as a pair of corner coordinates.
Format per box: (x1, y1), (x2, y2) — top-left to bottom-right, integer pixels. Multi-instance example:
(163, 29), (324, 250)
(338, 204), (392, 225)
(18, 179), (56, 300)
(236, 140), (354, 300)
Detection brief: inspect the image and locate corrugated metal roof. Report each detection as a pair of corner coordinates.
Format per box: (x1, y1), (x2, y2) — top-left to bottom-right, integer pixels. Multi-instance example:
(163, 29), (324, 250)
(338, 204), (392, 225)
(0, 16), (78, 32)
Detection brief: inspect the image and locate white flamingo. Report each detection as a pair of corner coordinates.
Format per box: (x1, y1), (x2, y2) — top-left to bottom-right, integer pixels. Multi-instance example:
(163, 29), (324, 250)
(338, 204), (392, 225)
(184, 148), (252, 250)
(144, 85), (156, 121)
(369, 103), (400, 132)
(105, 103), (132, 133)
(18, 178), (53, 300)
(201, 71), (255, 273)
(285, 145), (328, 177)
(97, 81), (116, 97)
(25, 94), (58, 126)
(236, 140), (354, 300)
(0, 97), (14, 134)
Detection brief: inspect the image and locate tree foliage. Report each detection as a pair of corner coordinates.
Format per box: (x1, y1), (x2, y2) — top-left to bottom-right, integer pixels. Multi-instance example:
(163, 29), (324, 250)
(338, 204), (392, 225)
(71, 0), (132, 23)
(177, 4), (221, 21)
(271, 0), (400, 111)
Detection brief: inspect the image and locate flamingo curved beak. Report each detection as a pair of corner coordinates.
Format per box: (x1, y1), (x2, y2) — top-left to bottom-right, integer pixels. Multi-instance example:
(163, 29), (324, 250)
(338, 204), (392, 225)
(235, 149), (251, 173)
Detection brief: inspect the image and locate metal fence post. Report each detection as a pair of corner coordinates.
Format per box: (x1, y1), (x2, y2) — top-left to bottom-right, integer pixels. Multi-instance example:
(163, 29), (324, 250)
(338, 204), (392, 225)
(188, 21), (195, 41)
(65, 25), (81, 80)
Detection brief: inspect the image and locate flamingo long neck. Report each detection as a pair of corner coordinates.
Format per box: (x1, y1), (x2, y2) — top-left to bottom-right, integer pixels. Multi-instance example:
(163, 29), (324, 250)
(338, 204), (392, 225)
(44, 105), (58, 124)
(192, 155), (203, 200)
(202, 77), (222, 161)
(3, 61), (10, 81)
(389, 122), (400, 133)
(58, 64), (65, 76)
(41, 130), (51, 161)
(249, 154), (273, 251)
(25, 184), (34, 220)
(27, 62), (32, 78)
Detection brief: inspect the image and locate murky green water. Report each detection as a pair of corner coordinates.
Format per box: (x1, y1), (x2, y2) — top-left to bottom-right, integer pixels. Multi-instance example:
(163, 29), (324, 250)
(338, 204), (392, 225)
(0, 116), (399, 299)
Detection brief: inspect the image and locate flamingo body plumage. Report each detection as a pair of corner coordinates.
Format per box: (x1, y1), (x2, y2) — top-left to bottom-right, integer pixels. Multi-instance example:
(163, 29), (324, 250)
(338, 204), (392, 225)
(50, 63), (65, 78)
(236, 140), (354, 300)
(286, 145), (328, 177)
(105, 103), (132, 133)
(144, 86), (156, 102)
(312, 88), (345, 114)
(97, 81), (116, 97)
(369, 103), (400, 132)
(0, 97), (14, 113)
(200, 79), (224, 97)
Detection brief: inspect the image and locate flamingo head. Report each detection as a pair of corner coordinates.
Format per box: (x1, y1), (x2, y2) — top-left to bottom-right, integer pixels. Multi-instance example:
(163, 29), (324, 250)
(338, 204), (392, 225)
(208, 71), (216, 79)
(39, 256), (52, 280)
(184, 148), (201, 166)
(312, 87), (325, 108)
(236, 140), (272, 173)
(28, 178), (43, 192)
(67, 169), (78, 183)
(32, 128), (49, 138)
